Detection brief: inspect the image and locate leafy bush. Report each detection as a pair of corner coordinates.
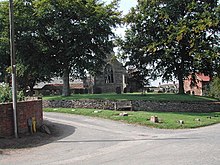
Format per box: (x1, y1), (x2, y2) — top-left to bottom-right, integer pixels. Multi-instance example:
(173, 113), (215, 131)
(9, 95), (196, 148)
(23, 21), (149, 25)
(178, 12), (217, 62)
(0, 83), (12, 103)
(17, 90), (25, 101)
(209, 77), (220, 99)
(0, 83), (25, 103)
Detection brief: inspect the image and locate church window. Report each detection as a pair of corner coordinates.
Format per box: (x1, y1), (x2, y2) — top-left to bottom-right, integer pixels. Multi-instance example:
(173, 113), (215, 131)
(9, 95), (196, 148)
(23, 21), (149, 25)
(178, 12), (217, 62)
(104, 64), (114, 83)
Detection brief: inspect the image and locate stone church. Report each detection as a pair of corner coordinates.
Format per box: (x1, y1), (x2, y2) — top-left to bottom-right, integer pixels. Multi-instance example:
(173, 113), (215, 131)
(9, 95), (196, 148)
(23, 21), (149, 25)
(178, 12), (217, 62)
(33, 55), (128, 95)
(93, 55), (127, 94)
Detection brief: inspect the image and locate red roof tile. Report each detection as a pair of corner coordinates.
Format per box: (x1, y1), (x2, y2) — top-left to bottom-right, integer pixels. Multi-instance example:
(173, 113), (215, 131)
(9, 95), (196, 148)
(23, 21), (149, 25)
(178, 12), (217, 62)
(196, 73), (210, 82)
(44, 83), (85, 89)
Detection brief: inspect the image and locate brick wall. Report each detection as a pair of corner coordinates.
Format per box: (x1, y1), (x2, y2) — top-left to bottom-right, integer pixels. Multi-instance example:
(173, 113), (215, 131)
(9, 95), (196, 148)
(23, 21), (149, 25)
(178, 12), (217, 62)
(0, 100), (43, 137)
(184, 79), (203, 96)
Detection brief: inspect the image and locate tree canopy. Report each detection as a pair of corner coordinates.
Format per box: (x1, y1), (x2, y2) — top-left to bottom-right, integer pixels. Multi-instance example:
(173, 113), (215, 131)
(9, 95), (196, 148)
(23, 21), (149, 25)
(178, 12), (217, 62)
(119, 0), (220, 93)
(14, 0), (55, 93)
(0, 1), (10, 82)
(0, 0), (56, 93)
(0, 0), (121, 96)
(33, 0), (121, 96)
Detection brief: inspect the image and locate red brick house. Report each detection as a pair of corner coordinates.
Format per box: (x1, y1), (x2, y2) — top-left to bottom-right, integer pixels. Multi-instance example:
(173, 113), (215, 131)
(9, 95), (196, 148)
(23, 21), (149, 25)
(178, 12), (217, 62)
(184, 73), (211, 96)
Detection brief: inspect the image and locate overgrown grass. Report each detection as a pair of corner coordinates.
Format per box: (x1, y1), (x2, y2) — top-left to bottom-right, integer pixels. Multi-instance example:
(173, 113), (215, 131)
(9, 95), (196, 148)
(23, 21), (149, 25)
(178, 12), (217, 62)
(43, 93), (218, 102)
(44, 108), (220, 129)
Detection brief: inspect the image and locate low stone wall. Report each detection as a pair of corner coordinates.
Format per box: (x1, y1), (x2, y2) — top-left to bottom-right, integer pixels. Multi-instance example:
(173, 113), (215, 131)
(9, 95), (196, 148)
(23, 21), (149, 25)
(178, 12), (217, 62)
(43, 100), (220, 113)
(0, 100), (43, 137)
(131, 101), (220, 112)
(43, 100), (116, 110)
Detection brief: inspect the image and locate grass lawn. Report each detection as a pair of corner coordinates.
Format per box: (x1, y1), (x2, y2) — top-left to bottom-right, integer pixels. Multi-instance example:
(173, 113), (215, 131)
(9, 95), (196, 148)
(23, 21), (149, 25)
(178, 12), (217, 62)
(43, 93), (218, 102)
(44, 108), (220, 129)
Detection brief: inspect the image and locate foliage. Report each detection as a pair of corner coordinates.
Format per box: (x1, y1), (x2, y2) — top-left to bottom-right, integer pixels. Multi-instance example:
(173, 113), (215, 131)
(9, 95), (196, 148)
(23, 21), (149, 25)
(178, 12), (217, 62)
(34, 0), (122, 96)
(209, 77), (220, 99)
(127, 68), (149, 92)
(0, 0), (121, 96)
(43, 93), (218, 102)
(0, 1), (10, 82)
(13, 0), (57, 93)
(0, 83), (24, 103)
(0, 83), (12, 103)
(44, 108), (220, 129)
(118, 0), (220, 94)
(0, 0), (55, 94)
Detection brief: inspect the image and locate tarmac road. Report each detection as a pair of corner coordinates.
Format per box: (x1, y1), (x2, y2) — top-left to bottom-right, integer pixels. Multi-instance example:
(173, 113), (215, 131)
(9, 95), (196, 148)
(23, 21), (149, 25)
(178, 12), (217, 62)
(1, 112), (220, 165)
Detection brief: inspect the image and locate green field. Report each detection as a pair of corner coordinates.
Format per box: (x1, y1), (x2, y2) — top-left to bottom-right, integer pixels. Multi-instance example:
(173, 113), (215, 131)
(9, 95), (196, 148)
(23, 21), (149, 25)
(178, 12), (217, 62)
(44, 108), (220, 129)
(43, 93), (218, 102)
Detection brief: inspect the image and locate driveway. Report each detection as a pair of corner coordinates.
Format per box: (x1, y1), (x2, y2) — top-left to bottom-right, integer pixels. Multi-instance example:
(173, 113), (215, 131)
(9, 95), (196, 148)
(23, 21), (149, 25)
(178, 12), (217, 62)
(1, 112), (220, 165)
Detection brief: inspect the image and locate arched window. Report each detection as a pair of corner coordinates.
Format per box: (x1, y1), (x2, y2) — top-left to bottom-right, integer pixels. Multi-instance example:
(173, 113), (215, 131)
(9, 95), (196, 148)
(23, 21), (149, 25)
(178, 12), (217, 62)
(104, 64), (114, 83)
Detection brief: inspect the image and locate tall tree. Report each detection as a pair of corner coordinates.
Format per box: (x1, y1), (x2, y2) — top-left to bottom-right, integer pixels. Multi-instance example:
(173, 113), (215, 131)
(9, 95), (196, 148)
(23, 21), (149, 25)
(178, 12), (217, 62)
(119, 0), (220, 94)
(0, 0), (59, 94)
(35, 0), (121, 96)
(13, 0), (55, 94)
(0, 1), (10, 82)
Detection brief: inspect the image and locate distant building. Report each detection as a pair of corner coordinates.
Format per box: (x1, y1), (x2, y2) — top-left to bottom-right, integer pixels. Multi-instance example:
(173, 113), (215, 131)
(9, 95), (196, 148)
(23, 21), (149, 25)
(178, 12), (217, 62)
(159, 82), (179, 93)
(184, 73), (211, 96)
(33, 78), (85, 95)
(93, 55), (127, 94)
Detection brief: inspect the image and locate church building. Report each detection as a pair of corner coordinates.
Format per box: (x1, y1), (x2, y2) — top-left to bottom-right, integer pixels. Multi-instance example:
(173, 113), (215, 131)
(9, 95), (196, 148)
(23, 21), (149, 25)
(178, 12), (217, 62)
(93, 55), (127, 94)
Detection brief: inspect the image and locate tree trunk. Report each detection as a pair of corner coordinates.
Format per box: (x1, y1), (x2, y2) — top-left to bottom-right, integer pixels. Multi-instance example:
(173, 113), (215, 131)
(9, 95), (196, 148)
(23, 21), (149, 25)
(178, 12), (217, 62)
(28, 80), (36, 96)
(29, 85), (34, 96)
(178, 46), (186, 94)
(178, 73), (185, 94)
(62, 68), (70, 96)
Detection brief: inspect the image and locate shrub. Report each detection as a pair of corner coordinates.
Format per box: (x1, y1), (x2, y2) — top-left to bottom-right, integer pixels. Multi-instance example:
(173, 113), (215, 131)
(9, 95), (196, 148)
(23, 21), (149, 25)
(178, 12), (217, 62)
(17, 90), (25, 101)
(0, 83), (24, 103)
(209, 77), (220, 99)
(0, 83), (12, 103)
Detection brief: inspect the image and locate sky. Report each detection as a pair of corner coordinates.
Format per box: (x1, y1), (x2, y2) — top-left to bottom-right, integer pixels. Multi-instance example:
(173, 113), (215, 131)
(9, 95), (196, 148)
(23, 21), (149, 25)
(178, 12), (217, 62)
(112, 0), (137, 15)
(104, 0), (137, 37)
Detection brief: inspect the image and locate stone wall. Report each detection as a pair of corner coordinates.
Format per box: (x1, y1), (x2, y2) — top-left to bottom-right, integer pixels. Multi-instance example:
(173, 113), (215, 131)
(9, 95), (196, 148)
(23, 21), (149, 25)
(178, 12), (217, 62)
(43, 100), (116, 110)
(132, 100), (220, 112)
(43, 100), (220, 113)
(0, 100), (43, 137)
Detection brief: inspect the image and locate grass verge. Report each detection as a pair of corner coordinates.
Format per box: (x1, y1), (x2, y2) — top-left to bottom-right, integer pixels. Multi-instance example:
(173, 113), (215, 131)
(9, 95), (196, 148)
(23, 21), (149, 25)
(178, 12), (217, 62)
(44, 108), (220, 129)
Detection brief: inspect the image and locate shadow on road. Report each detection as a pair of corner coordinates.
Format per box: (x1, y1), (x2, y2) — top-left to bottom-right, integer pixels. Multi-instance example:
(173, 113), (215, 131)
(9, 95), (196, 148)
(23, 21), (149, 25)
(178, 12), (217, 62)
(0, 120), (76, 150)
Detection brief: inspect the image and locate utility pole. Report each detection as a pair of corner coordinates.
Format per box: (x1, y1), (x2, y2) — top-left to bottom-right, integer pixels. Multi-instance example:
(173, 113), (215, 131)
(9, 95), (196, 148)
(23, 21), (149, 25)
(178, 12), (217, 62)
(9, 0), (18, 138)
